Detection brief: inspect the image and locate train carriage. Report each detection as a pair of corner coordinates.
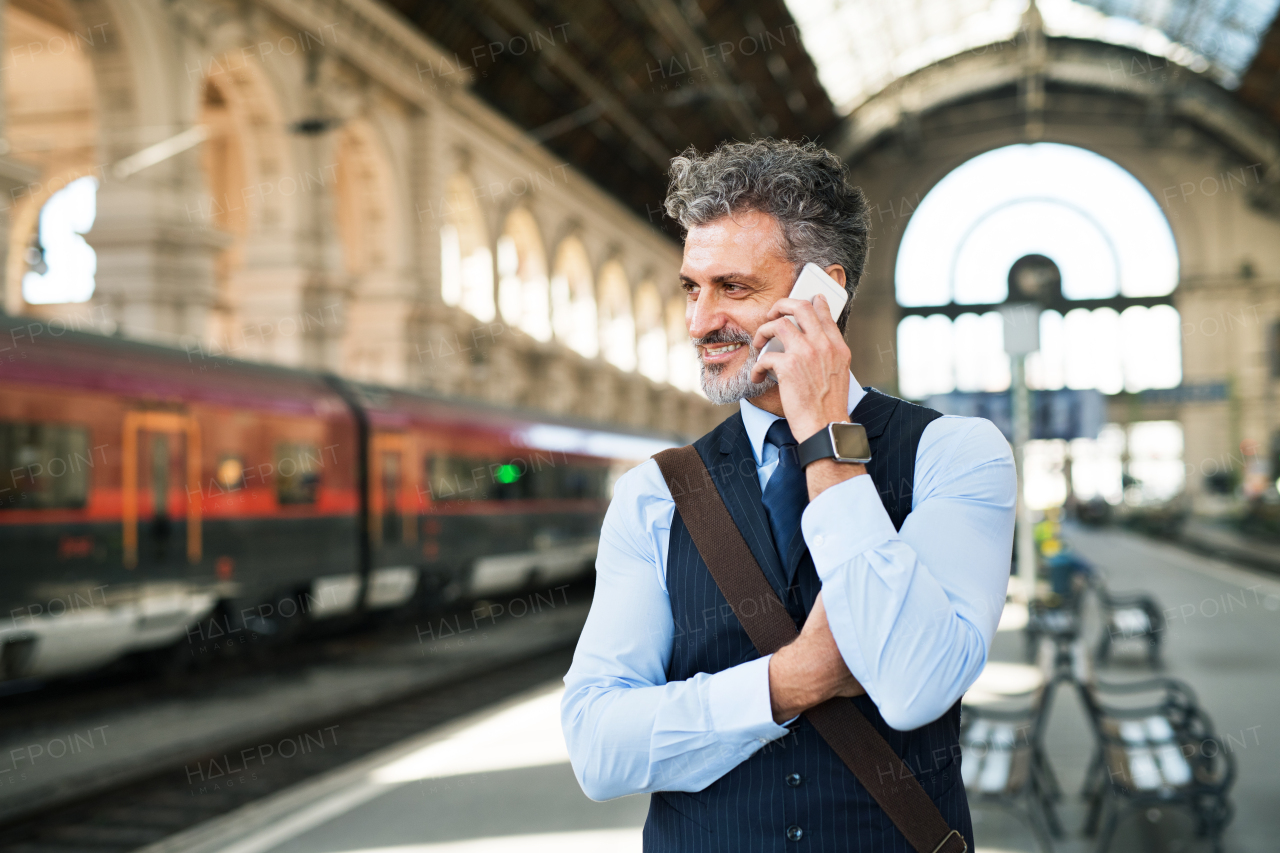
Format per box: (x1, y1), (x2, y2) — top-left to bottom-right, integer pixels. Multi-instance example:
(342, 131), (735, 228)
(0, 319), (673, 683)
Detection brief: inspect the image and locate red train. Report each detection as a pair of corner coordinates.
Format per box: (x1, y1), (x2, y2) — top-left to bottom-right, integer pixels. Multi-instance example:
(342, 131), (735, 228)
(0, 316), (672, 682)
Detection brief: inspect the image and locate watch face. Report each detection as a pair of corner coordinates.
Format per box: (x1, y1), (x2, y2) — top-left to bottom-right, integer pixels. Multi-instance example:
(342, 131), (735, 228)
(831, 423), (871, 461)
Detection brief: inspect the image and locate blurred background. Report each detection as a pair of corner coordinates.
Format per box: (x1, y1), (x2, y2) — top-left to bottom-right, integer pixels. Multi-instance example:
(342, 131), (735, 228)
(2, 0), (1280, 851)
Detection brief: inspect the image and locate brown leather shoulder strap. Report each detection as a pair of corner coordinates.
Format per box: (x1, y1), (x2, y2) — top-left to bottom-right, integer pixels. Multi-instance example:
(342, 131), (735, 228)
(654, 445), (967, 853)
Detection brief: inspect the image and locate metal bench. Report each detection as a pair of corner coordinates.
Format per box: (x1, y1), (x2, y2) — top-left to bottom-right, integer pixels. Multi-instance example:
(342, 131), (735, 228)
(1080, 676), (1235, 853)
(1091, 581), (1164, 668)
(961, 662), (1063, 852)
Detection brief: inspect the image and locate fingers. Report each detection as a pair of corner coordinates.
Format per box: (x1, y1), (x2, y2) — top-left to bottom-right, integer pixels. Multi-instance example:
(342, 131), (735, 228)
(752, 313), (802, 351)
(749, 351), (779, 384)
(811, 295), (849, 347)
(766, 296), (824, 331)
(763, 296), (846, 351)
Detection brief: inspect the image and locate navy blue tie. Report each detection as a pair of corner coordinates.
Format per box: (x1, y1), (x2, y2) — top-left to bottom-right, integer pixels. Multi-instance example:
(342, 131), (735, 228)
(761, 419), (809, 583)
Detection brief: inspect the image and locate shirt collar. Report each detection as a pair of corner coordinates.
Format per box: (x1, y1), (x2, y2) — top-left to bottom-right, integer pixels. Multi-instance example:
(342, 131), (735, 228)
(739, 371), (866, 466)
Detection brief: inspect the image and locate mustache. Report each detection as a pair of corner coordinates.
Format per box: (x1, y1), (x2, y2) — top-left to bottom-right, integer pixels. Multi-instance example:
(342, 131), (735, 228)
(692, 327), (752, 348)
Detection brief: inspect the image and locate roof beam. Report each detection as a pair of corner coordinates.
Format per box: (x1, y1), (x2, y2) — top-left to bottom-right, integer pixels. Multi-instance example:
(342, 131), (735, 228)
(629, 0), (761, 138)
(472, 0), (675, 170)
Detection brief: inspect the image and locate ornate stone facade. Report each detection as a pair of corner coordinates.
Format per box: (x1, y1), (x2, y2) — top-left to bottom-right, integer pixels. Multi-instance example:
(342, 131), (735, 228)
(0, 0), (729, 438)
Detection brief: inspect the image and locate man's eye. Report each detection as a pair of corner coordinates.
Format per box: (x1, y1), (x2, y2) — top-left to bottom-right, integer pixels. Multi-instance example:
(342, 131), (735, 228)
(683, 283), (700, 295)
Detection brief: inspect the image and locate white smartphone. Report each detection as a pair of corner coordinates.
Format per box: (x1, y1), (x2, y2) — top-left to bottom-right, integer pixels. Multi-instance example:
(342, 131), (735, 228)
(760, 263), (849, 379)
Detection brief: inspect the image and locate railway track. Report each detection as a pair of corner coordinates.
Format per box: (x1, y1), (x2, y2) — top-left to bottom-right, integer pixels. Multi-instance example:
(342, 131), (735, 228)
(0, 644), (578, 853)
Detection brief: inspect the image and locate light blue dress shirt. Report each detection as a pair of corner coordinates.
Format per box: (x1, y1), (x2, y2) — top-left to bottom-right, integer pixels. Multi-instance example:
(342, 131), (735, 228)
(561, 373), (1017, 802)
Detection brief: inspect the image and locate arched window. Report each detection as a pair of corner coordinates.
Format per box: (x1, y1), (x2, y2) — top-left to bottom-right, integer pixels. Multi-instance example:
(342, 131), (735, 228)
(333, 122), (394, 280)
(894, 143), (1181, 399)
(635, 282), (667, 382)
(597, 260), (636, 371)
(6, 2), (98, 313)
(199, 79), (247, 316)
(22, 177), (97, 304)
(550, 236), (597, 358)
(497, 208), (551, 341)
(666, 296), (699, 393)
(441, 174), (494, 322)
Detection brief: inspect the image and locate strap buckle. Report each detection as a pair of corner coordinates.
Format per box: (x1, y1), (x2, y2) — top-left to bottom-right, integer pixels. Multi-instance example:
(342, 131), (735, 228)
(931, 829), (966, 853)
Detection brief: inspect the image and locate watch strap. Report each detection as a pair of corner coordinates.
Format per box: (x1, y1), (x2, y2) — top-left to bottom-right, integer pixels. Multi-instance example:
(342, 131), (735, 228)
(797, 426), (838, 468)
(797, 422), (870, 467)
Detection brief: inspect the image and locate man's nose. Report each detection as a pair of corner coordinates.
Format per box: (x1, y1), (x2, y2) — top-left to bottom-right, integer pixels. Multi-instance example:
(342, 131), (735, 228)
(686, 291), (725, 341)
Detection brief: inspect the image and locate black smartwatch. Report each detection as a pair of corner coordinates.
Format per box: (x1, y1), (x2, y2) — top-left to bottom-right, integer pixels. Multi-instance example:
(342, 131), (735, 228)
(797, 422), (871, 467)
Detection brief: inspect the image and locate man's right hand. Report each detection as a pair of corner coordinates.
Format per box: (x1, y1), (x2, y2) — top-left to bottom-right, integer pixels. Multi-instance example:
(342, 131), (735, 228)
(767, 593), (865, 723)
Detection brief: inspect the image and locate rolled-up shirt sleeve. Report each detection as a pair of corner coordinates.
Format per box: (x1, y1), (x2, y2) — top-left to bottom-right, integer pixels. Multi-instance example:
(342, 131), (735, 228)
(801, 416), (1016, 732)
(561, 459), (791, 802)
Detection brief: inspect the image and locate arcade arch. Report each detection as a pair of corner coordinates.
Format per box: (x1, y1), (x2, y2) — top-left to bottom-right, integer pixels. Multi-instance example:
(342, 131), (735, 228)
(666, 296), (698, 393)
(497, 207), (551, 341)
(597, 260), (635, 371)
(635, 282), (666, 383)
(333, 120), (397, 285)
(550, 235), (596, 358)
(198, 61), (293, 341)
(440, 173), (495, 322)
(4, 0), (100, 312)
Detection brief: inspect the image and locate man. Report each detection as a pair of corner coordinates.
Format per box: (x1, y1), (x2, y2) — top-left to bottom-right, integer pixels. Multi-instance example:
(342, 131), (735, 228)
(561, 139), (1016, 851)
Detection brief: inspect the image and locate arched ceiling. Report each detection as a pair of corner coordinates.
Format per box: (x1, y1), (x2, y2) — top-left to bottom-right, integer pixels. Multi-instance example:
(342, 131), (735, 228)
(392, 0), (1280, 229)
(783, 0), (1280, 114)
(389, 0), (836, 239)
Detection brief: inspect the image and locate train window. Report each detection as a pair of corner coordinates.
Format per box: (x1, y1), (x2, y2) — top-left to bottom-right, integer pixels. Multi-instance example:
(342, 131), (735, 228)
(428, 455), (498, 502)
(426, 453), (609, 502)
(0, 422), (91, 509)
(275, 442), (321, 505)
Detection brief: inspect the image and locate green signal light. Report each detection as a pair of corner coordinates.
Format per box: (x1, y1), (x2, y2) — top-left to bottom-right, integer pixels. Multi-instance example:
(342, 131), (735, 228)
(495, 464), (521, 484)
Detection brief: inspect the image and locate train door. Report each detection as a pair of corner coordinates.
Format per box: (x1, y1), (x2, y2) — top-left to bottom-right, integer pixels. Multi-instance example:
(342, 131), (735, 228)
(122, 411), (201, 569)
(368, 434), (416, 548)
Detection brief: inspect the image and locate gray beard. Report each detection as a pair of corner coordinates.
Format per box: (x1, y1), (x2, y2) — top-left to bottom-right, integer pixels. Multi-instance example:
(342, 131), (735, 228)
(699, 341), (777, 405)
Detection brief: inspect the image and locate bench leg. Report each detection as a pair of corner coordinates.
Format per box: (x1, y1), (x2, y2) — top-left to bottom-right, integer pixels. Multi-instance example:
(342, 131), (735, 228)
(1025, 798), (1057, 853)
(1094, 796), (1122, 853)
(1030, 760), (1064, 837)
(1083, 778), (1108, 837)
(1095, 630), (1111, 665)
(1080, 749), (1103, 801)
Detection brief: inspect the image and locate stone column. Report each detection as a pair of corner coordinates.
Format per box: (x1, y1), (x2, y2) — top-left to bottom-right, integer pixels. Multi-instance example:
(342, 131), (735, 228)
(85, 172), (225, 345)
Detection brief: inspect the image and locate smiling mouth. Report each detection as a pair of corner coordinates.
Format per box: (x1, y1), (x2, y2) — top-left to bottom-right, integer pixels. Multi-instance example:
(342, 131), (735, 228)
(701, 342), (745, 357)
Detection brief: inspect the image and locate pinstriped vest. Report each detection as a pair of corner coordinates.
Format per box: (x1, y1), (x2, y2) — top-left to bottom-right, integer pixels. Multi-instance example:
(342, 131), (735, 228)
(643, 389), (974, 853)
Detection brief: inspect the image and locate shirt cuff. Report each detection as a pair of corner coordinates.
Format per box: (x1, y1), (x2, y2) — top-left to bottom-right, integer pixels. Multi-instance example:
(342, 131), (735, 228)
(708, 655), (791, 746)
(801, 473), (898, 580)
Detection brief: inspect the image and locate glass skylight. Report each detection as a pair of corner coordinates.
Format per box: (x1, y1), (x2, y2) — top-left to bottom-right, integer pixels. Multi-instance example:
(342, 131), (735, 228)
(783, 0), (1280, 113)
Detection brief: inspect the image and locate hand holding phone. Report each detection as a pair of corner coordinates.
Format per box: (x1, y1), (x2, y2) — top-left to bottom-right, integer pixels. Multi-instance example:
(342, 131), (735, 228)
(760, 263), (849, 380)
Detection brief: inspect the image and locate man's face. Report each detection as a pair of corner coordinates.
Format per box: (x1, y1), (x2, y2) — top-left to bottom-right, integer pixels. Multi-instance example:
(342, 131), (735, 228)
(680, 210), (794, 404)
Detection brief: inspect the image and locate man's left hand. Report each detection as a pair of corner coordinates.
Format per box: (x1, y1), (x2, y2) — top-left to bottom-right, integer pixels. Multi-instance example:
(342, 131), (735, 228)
(750, 294), (852, 444)
(751, 294), (865, 498)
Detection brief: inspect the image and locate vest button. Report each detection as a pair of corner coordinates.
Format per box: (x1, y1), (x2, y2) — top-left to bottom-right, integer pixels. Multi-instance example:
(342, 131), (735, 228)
(786, 825), (804, 841)
(785, 772), (803, 787)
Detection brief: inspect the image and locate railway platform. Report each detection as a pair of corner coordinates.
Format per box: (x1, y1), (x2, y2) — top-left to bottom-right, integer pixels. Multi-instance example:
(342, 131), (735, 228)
(0, 592), (590, 838)
(88, 527), (1280, 853)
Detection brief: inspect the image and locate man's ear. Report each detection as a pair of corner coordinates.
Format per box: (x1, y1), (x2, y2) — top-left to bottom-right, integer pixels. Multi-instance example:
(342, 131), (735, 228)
(823, 264), (847, 288)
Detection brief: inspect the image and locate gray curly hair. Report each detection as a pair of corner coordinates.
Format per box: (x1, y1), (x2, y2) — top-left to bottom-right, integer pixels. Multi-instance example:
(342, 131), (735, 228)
(664, 139), (871, 332)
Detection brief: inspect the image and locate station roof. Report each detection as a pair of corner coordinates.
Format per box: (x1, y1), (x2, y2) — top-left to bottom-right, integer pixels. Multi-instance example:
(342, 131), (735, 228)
(394, 0), (1280, 230)
(785, 0), (1280, 111)
(387, 0), (837, 237)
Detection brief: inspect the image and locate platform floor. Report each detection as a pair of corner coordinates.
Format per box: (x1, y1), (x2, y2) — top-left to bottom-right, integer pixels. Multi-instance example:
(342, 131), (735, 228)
(148, 526), (1280, 853)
